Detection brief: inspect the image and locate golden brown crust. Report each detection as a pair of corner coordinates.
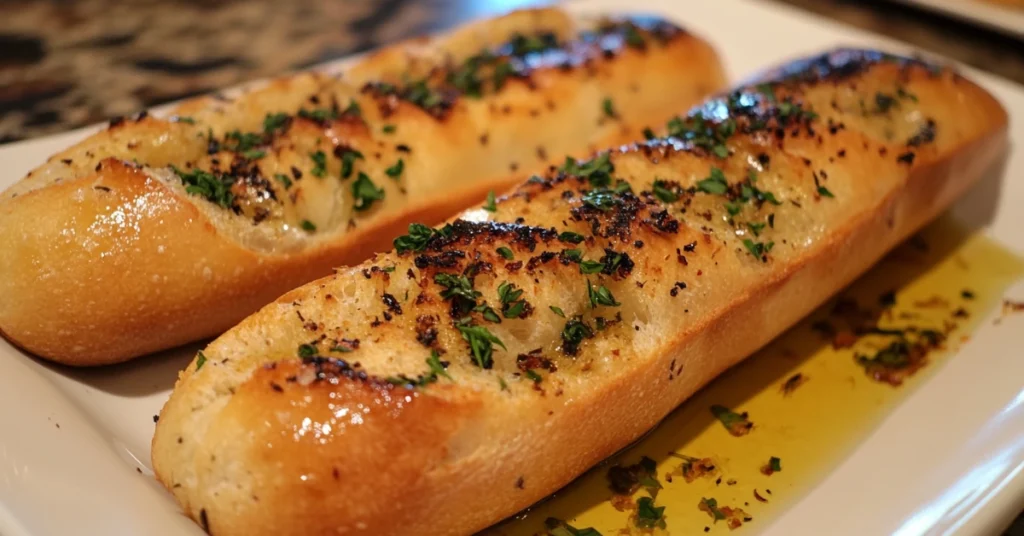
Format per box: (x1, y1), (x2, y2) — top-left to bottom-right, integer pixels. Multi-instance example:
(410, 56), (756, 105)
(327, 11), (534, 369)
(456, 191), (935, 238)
(0, 8), (726, 365)
(152, 49), (1007, 535)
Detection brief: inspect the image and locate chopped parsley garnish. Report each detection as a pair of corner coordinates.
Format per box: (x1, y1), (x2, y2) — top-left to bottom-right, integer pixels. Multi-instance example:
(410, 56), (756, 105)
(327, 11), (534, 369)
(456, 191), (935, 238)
(580, 260), (604, 275)
(404, 79), (443, 110)
(297, 344), (317, 358)
(508, 32), (558, 56)
(263, 112), (289, 133)
(474, 303), (502, 323)
(587, 280), (620, 308)
(642, 127), (656, 140)
(426, 350), (453, 381)
(635, 497), (667, 529)
(524, 369), (542, 383)
(174, 116), (196, 124)
(309, 150), (328, 178)
(435, 273), (482, 306)
(562, 249), (583, 263)
(394, 222), (451, 253)
(351, 172), (384, 211)
(559, 231), (585, 244)
(544, 518), (602, 536)
(170, 165), (235, 208)
(666, 113), (734, 158)
(498, 281), (528, 319)
(300, 220), (316, 232)
(725, 201), (742, 216)
(338, 147), (364, 179)
(818, 186), (835, 198)
(385, 158), (404, 179)
(710, 404), (753, 436)
(560, 153), (614, 189)
(700, 497), (727, 521)
(483, 190), (497, 212)
(582, 189), (618, 211)
(777, 100), (818, 122)
(561, 317), (594, 355)
(298, 107), (338, 123)
(742, 239), (775, 260)
(602, 97), (616, 118)
(242, 149), (265, 160)
(550, 306), (566, 317)
(382, 124), (396, 134)
(223, 130), (263, 152)
(497, 246), (514, 260)
(195, 351), (207, 371)
(770, 456), (782, 472)
(652, 180), (680, 203)
(696, 167), (728, 194)
(273, 173), (293, 189)
(746, 221), (766, 237)
(456, 320), (506, 369)
(342, 100), (361, 117)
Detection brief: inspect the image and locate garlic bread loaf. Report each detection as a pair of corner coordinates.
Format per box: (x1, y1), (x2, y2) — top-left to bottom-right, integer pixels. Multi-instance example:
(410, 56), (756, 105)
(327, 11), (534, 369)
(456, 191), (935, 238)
(152, 49), (1007, 535)
(0, 8), (725, 366)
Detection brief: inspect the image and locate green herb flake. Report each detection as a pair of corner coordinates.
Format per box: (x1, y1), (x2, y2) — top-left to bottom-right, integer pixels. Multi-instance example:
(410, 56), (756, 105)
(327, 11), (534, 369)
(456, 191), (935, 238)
(298, 107), (339, 123)
(561, 317), (594, 355)
(384, 159), (404, 179)
(274, 173), (293, 189)
(550, 306), (566, 318)
(559, 231), (585, 244)
(818, 186), (835, 198)
(635, 496), (667, 529)
(309, 150), (328, 178)
(170, 165), (235, 209)
(746, 221), (766, 237)
(297, 344), (317, 358)
(339, 148), (364, 179)
(195, 351), (207, 371)
(456, 320), (506, 369)
(742, 238), (774, 260)
(642, 127), (656, 140)
(652, 179), (680, 203)
(524, 369), (542, 383)
(262, 112), (289, 133)
(242, 149), (265, 160)
(544, 517), (603, 536)
(300, 220), (316, 232)
(696, 167), (729, 195)
(700, 497), (727, 521)
(175, 116), (196, 125)
(580, 260), (604, 275)
(710, 404), (753, 436)
(351, 172), (385, 211)
(497, 246), (514, 260)
(426, 350), (452, 382)
(394, 223), (442, 253)
(587, 280), (620, 308)
(483, 190), (497, 212)
(770, 456), (782, 472)
(602, 97), (616, 118)
(382, 124), (397, 134)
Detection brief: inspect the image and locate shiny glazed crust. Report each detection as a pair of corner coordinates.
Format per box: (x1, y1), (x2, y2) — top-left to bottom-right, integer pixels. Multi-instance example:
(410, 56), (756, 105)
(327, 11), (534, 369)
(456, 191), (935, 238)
(0, 8), (725, 365)
(152, 49), (1007, 535)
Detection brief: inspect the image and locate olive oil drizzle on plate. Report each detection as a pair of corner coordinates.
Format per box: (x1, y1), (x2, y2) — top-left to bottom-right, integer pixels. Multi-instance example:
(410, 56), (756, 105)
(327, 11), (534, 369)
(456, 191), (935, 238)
(488, 216), (1024, 535)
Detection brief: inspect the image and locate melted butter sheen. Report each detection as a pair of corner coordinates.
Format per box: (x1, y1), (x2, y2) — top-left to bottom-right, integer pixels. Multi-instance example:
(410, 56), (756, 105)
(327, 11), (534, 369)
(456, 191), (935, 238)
(486, 217), (1024, 535)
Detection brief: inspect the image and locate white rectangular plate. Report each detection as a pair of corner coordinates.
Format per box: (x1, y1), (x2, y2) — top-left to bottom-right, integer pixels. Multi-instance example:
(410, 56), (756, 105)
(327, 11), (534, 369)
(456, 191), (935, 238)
(2, 1), (1023, 535)
(890, 0), (1024, 40)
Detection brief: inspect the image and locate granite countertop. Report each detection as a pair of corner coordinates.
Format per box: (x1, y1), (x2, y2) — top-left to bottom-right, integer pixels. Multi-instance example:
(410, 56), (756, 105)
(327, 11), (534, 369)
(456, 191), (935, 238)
(1, 0), (1023, 143)
(1, 0), (1022, 531)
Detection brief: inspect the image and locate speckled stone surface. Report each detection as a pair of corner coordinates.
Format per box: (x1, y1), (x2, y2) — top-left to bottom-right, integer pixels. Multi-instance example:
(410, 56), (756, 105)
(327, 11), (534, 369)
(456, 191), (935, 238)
(1, 0), (1023, 143)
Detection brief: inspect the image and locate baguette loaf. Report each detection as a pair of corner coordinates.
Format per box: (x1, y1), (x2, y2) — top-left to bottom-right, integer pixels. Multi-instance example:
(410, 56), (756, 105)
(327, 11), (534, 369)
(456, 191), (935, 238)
(0, 9), (725, 366)
(152, 48), (1007, 536)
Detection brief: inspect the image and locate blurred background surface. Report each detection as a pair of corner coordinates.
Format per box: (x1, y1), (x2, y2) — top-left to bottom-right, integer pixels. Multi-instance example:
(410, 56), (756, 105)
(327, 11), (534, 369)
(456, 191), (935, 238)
(1, 0), (1023, 143)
